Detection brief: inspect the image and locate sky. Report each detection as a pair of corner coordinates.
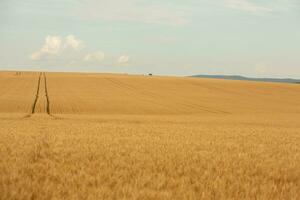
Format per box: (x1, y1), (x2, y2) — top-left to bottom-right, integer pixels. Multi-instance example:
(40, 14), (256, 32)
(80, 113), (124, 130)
(0, 0), (300, 78)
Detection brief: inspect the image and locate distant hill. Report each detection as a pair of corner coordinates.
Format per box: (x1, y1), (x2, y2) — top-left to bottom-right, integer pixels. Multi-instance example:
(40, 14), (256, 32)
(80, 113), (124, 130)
(191, 75), (300, 84)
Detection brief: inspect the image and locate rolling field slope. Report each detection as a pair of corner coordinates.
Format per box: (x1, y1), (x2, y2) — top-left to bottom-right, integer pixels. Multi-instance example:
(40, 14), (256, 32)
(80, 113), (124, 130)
(46, 72), (300, 115)
(0, 71), (299, 199)
(0, 72), (38, 116)
(1, 71), (300, 116)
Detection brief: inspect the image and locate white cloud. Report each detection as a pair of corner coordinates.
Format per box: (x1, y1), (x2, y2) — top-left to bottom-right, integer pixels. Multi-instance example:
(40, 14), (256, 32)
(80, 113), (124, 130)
(118, 55), (130, 64)
(30, 36), (62, 60)
(225, 0), (273, 13)
(77, 0), (188, 26)
(83, 51), (105, 62)
(30, 35), (83, 61)
(65, 35), (83, 50)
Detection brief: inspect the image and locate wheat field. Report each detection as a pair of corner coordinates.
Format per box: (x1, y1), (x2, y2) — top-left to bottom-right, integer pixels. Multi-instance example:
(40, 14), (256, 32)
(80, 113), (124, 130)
(0, 71), (299, 199)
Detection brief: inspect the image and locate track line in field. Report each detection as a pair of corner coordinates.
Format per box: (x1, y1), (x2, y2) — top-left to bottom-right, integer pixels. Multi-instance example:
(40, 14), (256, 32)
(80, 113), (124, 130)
(31, 73), (42, 114)
(105, 77), (228, 114)
(43, 72), (50, 115)
(24, 72), (57, 119)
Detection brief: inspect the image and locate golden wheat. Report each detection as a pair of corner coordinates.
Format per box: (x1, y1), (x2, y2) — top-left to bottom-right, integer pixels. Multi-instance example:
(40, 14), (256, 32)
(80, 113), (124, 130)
(0, 71), (299, 199)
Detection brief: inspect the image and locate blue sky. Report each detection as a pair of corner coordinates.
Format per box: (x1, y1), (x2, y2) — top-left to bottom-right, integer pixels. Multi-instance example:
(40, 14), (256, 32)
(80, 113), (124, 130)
(1, 0), (299, 78)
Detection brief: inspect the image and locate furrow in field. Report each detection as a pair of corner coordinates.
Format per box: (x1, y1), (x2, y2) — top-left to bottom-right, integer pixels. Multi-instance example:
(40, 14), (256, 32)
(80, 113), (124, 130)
(43, 73), (50, 115)
(103, 77), (177, 113)
(31, 73), (42, 114)
(29, 72), (52, 117)
(104, 77), (228, 114)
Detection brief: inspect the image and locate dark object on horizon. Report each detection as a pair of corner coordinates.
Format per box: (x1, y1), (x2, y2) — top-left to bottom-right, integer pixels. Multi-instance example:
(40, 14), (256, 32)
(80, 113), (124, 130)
(148, 73), (153, 76)
(191, 74), (300, 84)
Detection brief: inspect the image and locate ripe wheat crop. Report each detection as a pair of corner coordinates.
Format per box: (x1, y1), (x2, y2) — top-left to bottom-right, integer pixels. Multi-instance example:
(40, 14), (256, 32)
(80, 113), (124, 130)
(0, 71), (299, 199)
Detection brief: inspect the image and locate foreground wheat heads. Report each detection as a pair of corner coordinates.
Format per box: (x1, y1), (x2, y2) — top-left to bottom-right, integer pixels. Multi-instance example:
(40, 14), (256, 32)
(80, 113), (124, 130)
(0, 71), (299, 199)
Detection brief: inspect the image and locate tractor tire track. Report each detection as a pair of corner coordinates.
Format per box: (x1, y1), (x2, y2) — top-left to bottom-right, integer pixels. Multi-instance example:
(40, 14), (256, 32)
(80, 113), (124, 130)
(43, 73), (50, 115)
(104, 78), (177, 113)
(105, 77), (228, 114)
(31, 73), (42, 114)
(24, 72), (56, 118)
